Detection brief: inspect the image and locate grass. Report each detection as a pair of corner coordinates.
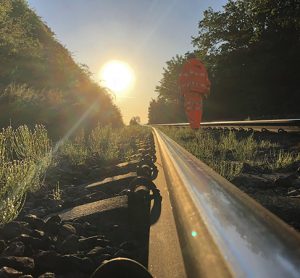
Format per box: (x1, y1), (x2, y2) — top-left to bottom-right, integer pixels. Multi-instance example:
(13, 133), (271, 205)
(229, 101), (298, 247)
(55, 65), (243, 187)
(60, 125), (151, 166)
(265, 150), (300, 170)
(0, 125), (52, 223)
(51, 182), (62, 200)
(0, 124), (150, 224)
(160, 127), (300, 180)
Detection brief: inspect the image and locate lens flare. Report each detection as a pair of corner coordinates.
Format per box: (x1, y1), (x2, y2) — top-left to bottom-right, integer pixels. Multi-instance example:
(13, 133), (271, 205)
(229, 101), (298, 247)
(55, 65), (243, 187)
(191, 231), (198, 237)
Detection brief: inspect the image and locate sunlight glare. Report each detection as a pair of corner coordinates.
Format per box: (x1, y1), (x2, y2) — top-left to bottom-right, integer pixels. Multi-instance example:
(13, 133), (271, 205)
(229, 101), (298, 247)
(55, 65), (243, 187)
(99, 60), (135, 94)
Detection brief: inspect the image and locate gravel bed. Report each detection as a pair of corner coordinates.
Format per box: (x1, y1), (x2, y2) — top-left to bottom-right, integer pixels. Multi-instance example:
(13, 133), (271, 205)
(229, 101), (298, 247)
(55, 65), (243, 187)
(229, 131), (300, 230)
(0, 136), (156, 277)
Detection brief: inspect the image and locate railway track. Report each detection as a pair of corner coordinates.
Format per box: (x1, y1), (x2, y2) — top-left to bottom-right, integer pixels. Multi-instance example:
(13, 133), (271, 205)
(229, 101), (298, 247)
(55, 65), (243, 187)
(0, 123), (299, 277)
(156, 119), (300, 133)
(149, 127), (300, 278)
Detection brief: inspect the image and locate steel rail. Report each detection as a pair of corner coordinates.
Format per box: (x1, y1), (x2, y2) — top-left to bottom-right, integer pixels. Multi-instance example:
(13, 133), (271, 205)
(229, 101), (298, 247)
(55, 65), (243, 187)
(154, 119), (300, 133)
(153, 127), (300, 278)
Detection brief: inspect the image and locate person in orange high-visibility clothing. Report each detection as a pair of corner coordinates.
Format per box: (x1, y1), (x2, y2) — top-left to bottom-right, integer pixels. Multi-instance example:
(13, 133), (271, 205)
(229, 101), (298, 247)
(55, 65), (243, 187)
(178, 53), (211, 129)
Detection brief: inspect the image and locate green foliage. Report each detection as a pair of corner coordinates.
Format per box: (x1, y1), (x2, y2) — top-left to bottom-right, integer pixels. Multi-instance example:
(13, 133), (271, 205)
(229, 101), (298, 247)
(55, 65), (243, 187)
(0, 0), (123, 136)
(60, 125), (151, 166)
(0, 83), (123, 139)
(160, 127), (300, 180)
(62, 141), (88, 166)
(192, 0), (300, 120)
(155, 55), (185, 102)
(193, 0), (300, 56)
(0, 125), (51, 223)
(51, 182), (62, 201)
(148, 97), (186, 124)
(12, 125), (51, 161)
(161, 127), (244, 179)
(265, 150), (300, 170)
(0, 0), (41, 57)
(219, 131), (257, 161)
(148, 55), (187, 124)
(88, 125), (120, 162)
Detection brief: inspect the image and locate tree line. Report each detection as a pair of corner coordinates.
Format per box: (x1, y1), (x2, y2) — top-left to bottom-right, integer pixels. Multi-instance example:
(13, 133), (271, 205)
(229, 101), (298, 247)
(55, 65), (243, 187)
(148, 0), (300, 123)
(0, 0), (123, 139)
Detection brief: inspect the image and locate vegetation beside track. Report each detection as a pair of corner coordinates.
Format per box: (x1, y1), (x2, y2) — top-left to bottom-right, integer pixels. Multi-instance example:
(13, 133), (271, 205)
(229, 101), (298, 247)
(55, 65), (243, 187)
(0, 125), (51, 223)
(160, 127), (300, 180)
(0, 125), (150, 224)
(61, 125), (150, 166)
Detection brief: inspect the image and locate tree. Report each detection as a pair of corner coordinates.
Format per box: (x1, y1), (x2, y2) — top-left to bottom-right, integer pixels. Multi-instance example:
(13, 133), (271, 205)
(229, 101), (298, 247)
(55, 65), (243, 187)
(192, 0), (300, 120)
(155, 55), (185, 102)
(148, 97), (186, 124)
(148, 55), (187, 123)
(129, 116), (141, 126)
(0, 0), (124, 138)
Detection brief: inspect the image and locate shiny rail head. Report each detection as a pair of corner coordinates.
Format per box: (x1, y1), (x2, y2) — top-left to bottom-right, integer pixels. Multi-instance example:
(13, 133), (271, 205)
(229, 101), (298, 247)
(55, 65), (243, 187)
(153, 127), (300, 278)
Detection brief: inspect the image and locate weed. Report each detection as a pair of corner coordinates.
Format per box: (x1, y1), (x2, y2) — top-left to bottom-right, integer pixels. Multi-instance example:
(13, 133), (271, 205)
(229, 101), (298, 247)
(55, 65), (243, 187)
(268, 150), (300, 170)
(0, 125), (51, 224)
(52, 182), (62, 200)
(210, 160), (243, 180)
(259, 140), (279, 149)
(160, 127), (299, 180)
(62, 141), (88, 165)
(60, 125), (151, 166)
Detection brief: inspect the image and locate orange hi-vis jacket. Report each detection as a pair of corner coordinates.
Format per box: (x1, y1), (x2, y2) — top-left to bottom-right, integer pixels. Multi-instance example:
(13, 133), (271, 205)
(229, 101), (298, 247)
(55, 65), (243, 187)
(179, 58), (210, 129)
(178, 58), (211, 96)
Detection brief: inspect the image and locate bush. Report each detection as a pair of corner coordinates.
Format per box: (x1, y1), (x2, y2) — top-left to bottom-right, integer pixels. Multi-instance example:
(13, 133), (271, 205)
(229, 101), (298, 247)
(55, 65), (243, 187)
(0, 125), (51, 223)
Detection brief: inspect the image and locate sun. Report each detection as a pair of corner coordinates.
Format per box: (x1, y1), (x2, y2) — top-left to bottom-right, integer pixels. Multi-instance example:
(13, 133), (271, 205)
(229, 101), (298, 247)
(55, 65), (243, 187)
(99, 60), (135, 94)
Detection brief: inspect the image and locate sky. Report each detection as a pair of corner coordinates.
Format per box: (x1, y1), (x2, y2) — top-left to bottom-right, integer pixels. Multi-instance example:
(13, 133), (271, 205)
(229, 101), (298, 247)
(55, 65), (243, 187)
(27, 0), (227, 124)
